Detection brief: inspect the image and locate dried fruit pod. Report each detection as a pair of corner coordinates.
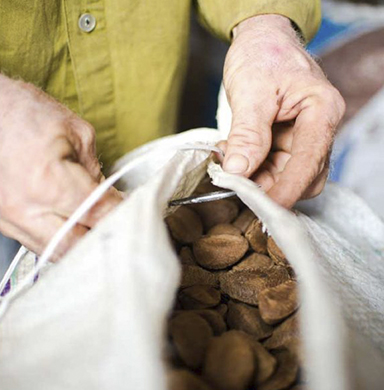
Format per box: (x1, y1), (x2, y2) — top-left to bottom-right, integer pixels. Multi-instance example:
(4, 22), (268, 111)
(252, 342), (278, 384)
(179, 247), (196, 265)
(167, 369), (213, 390)
(207, 223), (242, 236)
(169, 312), (213, 369)
(227, 301), (273, 340)
(263, 312), (300, 350)
(267, 237), (289, 266)
(283, 337), (304, 366)
(192, 199), (239, 231)
(215, 303), (228, 318)
(232, 253), (274, 272)
(192, 309), (227, 335)
(242, 333), (277, 384)
(220, 267), (290, 306)
(194, 180), (220, 195)
(179, 285), (221, 310)
(164, 335), (184, 366)
(203, 330), (255, 390)
(173, 309), (227, 336)
(232, 209), (256, 233)
(166, 206), (203, 244)
(289, 385), (307, 390)
(258, 349), (299, 390)
(181, 265), (219, 288)
(258, 280), (299, 325)
(193, 234), (249, 270)
(245, 219), (268, 254)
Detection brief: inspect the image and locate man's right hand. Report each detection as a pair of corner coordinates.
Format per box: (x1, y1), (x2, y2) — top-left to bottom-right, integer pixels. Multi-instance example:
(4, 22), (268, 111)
(0, 75), (122, 259)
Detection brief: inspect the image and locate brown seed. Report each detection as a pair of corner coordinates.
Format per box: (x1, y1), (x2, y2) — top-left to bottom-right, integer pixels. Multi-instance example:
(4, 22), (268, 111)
(169, 312), (213, 369)
(179, 285), (221, 310)
(203, 330), (255, 390)
(179, 247), (196, 265)
(194, 180), (221, 195)
(181, 265), (219, 288)
(220, 267), (290, 306)
(287, 266), (297, 280)
(258, 280), (299, 325)
(192, 199), (239, 231)
(258, 349), (299, 390)
(267, 237), (289, 266)
(192, 309), (227, 335)
(215, 303), (228, 318)
(193, 234), (249, 270)
(283, 337), (305, 366)
(253, 341), (278, 384)
(172, 309), (227, 336)
(167, 369), (213, 390)
(164, 338), (184, 367)
(207, 223), (242, 236)
(232, 209), (256, 233)
(227, 301), (273, 340)
(166, 206), (203, 244)
(289, 385), (307, 390)
(232, 253), (274, 272)
(263, 312), (300, 350)
(245, 219), (268, 254)
(242, 333), (277, 384)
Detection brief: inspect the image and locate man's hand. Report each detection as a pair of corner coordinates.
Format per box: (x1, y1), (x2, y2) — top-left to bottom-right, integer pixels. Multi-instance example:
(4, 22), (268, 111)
(0, 75), (122, 259)
(222, 15), (345, 208)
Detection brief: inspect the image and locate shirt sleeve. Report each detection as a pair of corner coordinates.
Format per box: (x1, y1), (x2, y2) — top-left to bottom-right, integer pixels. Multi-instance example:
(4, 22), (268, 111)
(194, 0), (321, 43)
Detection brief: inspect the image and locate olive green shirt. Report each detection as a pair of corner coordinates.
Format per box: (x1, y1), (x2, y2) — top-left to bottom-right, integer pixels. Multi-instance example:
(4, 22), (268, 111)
(0, 0), (321, 169)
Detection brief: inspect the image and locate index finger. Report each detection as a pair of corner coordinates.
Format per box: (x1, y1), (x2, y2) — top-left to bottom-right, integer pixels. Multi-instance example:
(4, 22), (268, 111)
(267, 103), (337, 208)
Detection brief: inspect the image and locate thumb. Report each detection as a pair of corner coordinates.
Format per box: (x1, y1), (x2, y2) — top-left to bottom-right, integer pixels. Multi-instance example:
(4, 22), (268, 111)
(223, 90), (277, 177)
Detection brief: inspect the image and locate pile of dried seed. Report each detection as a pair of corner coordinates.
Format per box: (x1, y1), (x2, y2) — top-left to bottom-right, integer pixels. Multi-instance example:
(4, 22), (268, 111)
(165, 181), (303, 390)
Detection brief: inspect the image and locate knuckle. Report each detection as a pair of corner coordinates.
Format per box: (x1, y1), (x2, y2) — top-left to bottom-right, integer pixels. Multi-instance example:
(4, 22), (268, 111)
(89, 157), (103, 181)
(313, 180), (327, 197)
(307, 178), (327, 198)
(321, 85), (346, 118)
(71, 119), (95, 148)
(297, 150), (325, 177)
(229, 122), (270, 149)
(316, 85), (337, 103)
(334, 90), (346, 118)
(80, 123), (96, 146)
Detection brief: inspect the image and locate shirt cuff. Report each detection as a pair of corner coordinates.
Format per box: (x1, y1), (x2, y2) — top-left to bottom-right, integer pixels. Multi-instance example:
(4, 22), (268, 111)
(195, 0), (321, 43)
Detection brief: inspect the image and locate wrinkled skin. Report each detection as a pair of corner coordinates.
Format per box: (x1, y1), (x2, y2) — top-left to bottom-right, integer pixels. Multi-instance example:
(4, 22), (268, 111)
(221, 15), (346, 208)
(0, 76), (122, 260)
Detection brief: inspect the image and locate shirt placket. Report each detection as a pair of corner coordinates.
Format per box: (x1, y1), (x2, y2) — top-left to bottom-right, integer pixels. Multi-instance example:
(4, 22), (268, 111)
(63, 0), (118, 168)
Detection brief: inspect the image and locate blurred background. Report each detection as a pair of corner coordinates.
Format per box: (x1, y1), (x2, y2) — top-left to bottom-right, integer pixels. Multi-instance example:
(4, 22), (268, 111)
(1, 0), (384, 278)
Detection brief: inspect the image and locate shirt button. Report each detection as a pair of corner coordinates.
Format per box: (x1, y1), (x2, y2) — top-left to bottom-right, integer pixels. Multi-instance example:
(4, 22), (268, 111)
(78, 13), (96, 33)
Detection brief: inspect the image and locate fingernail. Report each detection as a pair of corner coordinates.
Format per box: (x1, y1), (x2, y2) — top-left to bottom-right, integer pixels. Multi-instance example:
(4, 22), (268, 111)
(224, 154), (249, 174)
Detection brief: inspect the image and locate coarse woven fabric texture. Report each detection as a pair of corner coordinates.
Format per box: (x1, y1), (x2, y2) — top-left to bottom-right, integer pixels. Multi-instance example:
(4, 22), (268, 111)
(0, 128), (383, 390)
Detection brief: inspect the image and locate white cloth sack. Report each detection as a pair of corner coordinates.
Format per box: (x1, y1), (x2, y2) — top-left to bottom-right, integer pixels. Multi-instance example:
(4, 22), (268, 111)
(0, 128), (383, 390)
(331, 87), (384, 220)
